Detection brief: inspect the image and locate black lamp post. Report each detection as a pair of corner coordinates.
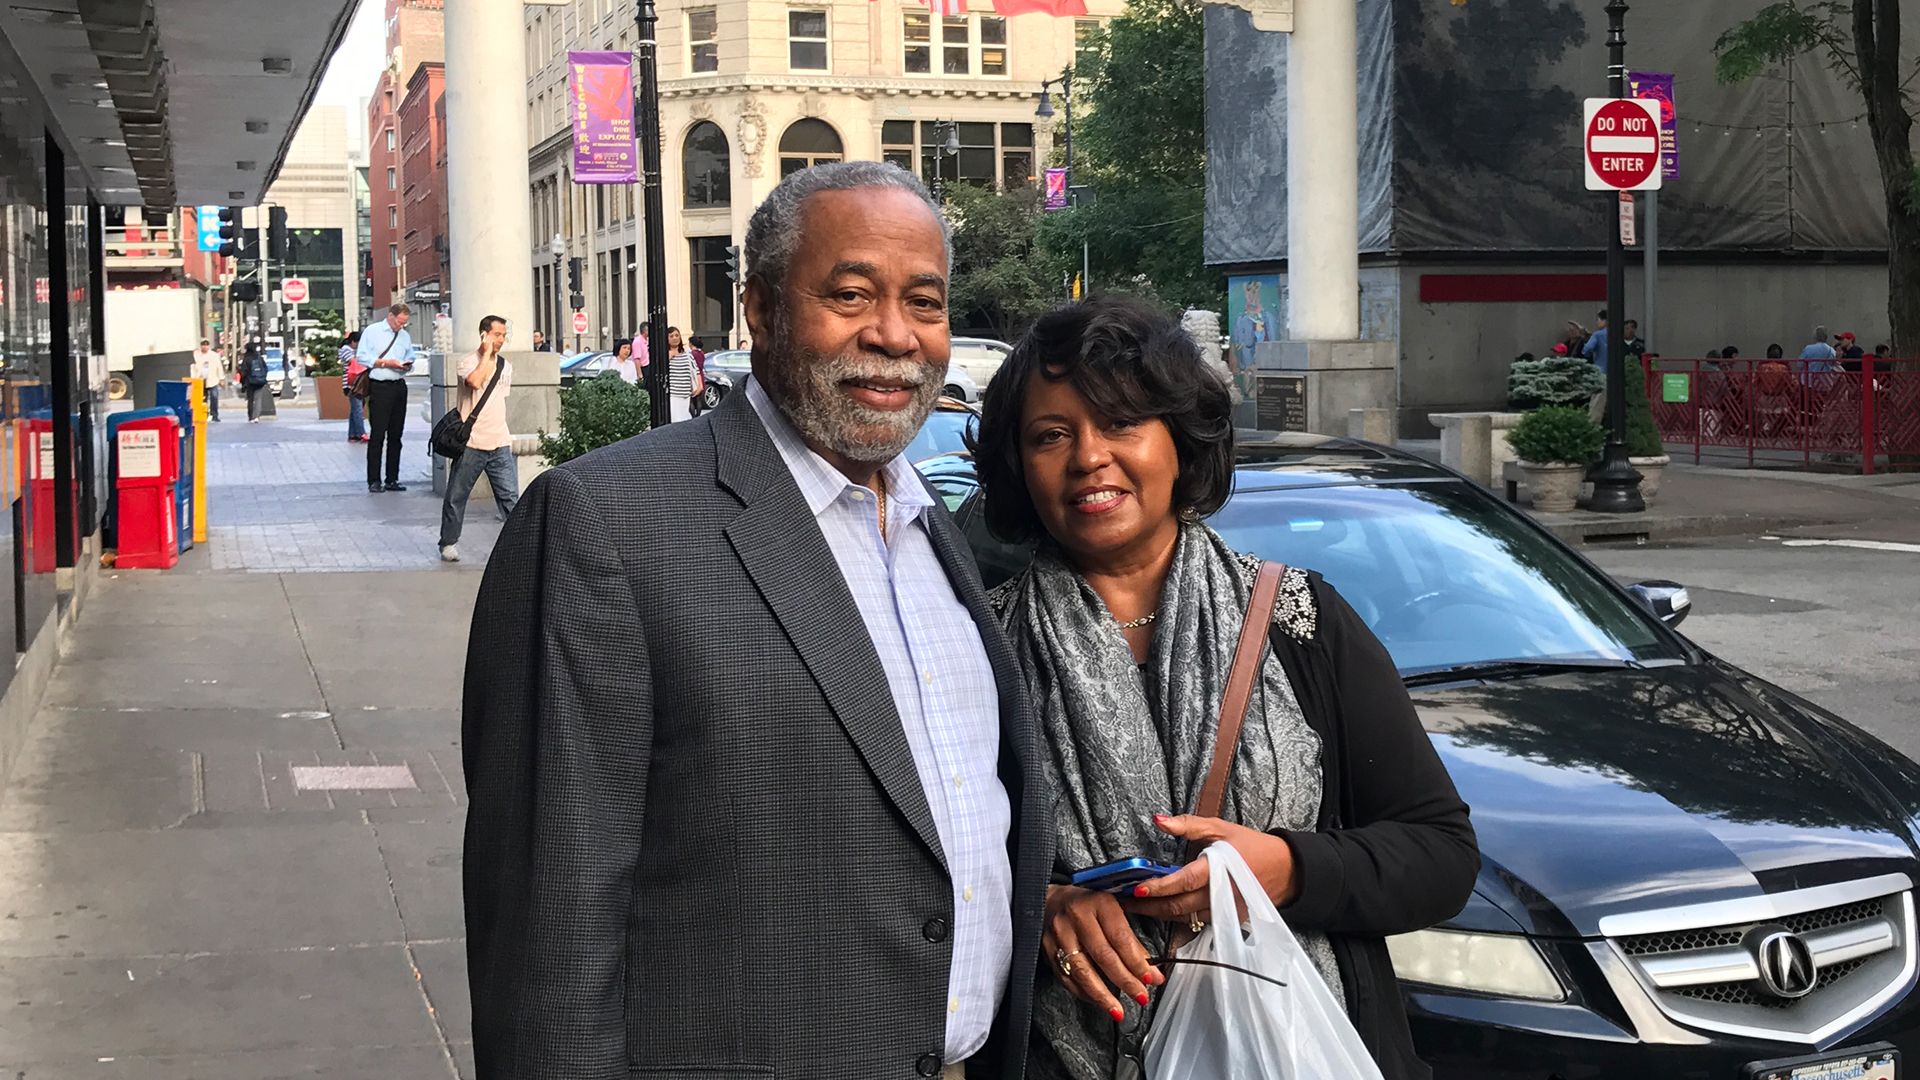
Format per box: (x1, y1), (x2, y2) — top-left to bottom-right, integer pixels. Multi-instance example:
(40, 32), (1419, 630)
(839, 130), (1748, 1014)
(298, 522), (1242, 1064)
(635, 0), (670, 429)
(929, 120), (960, 201)
(1036, 72), (1088, 297)
(1587, 0), (1646, 513)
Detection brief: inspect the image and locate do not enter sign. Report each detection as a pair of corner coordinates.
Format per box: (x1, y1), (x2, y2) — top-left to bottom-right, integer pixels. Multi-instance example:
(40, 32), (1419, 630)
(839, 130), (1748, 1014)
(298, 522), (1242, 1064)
(1584, 98), (1664, 191)
(280, 277), (309, 304)
(572, 310), (589, 335)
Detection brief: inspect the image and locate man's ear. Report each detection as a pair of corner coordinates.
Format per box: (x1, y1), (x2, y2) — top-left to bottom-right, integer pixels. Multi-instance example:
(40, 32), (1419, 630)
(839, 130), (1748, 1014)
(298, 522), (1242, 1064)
(742, 276), (773, 344)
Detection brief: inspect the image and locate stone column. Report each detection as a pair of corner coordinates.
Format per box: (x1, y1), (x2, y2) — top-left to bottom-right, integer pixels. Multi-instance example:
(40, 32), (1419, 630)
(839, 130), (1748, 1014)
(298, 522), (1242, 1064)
(444, 0), (558, 438)
(1285, 0), (1358, 341)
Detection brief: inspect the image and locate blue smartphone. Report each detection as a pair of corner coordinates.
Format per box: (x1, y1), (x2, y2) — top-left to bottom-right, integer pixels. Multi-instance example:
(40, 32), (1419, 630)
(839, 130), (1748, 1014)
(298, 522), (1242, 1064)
(1070, 857), (1183, 895)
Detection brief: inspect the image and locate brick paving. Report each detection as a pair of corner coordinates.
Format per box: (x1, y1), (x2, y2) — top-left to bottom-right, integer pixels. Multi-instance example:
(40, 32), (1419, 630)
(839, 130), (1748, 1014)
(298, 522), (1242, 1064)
(200, 393), (504, 572)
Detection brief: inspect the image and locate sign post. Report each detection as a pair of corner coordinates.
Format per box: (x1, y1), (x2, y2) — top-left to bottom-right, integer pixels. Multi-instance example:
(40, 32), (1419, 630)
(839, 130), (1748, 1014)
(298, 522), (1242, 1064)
(1629, 71), (1677, 355)
(1585, 0), (1648, 514)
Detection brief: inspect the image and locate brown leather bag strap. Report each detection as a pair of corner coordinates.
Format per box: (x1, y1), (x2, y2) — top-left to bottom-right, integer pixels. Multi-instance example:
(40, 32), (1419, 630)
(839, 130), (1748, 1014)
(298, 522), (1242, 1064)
(1186, 560), (1286, 861)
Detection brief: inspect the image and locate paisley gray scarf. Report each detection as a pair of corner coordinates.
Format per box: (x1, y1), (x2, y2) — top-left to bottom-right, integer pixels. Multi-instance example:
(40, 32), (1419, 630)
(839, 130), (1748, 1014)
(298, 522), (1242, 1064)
(992, 523), (1341, 1080)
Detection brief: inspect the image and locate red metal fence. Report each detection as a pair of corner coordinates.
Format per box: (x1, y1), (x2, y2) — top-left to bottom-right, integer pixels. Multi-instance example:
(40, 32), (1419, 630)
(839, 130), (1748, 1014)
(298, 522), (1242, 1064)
(1644, 357), (1920, 474)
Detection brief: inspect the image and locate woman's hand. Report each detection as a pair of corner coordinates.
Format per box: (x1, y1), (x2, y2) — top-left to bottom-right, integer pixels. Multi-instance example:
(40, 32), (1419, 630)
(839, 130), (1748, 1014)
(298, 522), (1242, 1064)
(1042, 884), (1164, 1021)
(1118, 814), (1299, 925)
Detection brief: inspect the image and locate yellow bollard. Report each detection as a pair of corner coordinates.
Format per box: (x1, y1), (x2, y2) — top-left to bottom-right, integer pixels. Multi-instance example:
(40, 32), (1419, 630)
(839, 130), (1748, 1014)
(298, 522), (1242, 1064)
(189, 377), (208, 544)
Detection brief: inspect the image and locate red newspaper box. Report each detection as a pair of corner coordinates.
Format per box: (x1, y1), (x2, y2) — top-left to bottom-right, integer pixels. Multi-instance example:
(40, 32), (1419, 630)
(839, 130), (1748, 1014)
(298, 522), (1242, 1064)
(114, 415), (179, 570)
(19, 415), (52, 573)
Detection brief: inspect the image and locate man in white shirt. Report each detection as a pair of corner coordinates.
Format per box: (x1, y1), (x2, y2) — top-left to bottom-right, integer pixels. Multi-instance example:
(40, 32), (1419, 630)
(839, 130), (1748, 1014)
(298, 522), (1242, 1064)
(191, 339), (222, 422)
(356, 303), (415, 493)
(437, 315), (515, 563)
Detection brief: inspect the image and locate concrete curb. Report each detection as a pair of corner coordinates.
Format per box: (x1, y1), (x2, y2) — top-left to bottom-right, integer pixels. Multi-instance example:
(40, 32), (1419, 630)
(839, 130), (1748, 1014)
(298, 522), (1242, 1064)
(1526, 509), (1837, 545)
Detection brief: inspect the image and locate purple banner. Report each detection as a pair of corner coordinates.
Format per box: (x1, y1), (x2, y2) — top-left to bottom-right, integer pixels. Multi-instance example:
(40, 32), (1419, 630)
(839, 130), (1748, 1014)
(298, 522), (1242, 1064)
(570, 51), (637, 184)
(1627, 71), (1678, 179)
(1043, 168), (1069, 210)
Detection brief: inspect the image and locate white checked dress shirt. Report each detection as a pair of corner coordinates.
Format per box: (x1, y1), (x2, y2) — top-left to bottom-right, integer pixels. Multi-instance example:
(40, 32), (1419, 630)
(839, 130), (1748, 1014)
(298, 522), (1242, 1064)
(747, 378), (1013, 1062)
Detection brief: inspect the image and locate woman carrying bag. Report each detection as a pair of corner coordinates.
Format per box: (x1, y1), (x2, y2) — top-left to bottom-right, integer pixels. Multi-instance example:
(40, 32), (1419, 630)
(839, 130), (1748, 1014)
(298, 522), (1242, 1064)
(972, 296), (1479, 1080)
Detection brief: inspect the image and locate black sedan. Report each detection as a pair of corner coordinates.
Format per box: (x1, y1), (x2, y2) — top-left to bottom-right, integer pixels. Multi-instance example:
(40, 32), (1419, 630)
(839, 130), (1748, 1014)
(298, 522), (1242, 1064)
(926, 434), (1920, 1080)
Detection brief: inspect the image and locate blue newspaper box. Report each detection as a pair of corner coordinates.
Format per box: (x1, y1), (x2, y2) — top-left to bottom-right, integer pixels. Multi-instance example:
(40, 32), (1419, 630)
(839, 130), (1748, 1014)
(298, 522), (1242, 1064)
(104, 407), (176, 548)
(153, 380), (195, 552)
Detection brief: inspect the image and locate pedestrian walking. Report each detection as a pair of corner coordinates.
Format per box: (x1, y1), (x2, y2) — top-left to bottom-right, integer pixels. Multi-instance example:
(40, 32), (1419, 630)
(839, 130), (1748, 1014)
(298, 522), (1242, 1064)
(463, 160), (1051, 1080)
(239, 341), (270, 422)
(340, 331), (367, 442)
(1581, 308), (1611, 372)
(437, 315), (516, 563)
(606, 338), (639, 383)
(357, 303), (415, 493)
(664, 326), (701, 422)
(972, 295), (1478, 1080)
(191, 338), (222, 422)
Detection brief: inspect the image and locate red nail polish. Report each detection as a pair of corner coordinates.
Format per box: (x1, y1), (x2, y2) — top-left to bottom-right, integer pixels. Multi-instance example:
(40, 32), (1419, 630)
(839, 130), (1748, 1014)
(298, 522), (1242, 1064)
(1109, 1006), (1126, 1022)
(1135, 992), (1151, 1005)
(1153, 814), (1170, 825)
(1132, 884), (1150, 898)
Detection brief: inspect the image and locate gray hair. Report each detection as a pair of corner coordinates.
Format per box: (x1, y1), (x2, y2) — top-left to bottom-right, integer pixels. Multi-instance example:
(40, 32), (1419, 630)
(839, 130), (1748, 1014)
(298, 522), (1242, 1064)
(743, 160), (951, 296)
(1813, 325), (1829, 343)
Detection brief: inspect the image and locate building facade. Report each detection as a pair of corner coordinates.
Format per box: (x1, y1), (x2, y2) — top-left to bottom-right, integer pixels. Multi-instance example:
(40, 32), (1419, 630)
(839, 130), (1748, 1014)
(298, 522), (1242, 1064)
(526, 0), (1119, 352)
(366, 0), (445, 314)
(399, 62), (449, 308)
(264, 105), (363, 329)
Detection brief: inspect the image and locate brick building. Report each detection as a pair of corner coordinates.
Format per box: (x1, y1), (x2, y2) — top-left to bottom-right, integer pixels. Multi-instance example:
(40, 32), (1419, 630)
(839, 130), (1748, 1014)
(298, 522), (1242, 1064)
(365, 0), (444, 316)
(399, 62), (448, 307)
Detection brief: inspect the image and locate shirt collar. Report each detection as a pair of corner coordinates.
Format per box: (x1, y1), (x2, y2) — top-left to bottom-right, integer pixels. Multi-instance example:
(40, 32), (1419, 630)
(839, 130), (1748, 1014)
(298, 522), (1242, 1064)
(745, 376), (932, 520)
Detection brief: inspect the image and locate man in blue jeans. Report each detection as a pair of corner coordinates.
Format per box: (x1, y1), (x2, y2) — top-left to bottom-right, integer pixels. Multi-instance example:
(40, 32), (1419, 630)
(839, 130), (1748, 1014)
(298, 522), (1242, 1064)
(439, 315), (517, 562)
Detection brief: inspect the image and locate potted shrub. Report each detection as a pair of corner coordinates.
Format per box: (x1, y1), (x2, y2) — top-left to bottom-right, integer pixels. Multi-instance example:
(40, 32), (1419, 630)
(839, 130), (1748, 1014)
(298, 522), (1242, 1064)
(1624, 360), (1669, 502)
(310, 348), (349, 420)
(1507, 406), (1604, 513)
(537, 371), (652, 465)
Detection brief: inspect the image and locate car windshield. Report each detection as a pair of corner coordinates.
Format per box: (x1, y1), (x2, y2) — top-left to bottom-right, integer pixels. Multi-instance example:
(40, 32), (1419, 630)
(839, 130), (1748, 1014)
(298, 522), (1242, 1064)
(1209, 481), (1677, 673)
(903, 409), (975, 464)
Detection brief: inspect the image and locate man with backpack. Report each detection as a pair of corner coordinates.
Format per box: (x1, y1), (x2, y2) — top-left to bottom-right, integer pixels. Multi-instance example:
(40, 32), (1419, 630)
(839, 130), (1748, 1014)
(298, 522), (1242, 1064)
(239, 341), (270, 422)
(437, 314), (515, 563)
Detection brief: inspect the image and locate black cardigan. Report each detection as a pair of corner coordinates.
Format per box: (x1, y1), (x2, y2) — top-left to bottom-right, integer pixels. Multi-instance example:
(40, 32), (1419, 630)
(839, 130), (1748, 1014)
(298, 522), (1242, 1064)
(1267, 572), (1481, 1080)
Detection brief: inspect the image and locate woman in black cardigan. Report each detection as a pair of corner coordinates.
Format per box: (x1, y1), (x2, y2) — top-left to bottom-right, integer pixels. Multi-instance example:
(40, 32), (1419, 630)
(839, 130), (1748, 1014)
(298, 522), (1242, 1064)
(972, 296), (1479, 1080)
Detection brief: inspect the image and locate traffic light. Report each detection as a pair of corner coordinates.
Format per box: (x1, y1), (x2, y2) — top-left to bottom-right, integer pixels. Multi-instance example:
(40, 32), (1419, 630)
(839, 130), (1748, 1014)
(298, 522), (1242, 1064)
(724, 244), (742, 283)
(230, 281), (261, 303)
(568, 256), (585, 310)
(267, 206), (289, 261)
(218, 206), (243, 258)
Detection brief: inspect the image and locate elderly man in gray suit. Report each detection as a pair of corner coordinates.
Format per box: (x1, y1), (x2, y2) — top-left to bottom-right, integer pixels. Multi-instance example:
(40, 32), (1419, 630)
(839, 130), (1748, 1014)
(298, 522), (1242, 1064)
(462, 161), (1052, 1080)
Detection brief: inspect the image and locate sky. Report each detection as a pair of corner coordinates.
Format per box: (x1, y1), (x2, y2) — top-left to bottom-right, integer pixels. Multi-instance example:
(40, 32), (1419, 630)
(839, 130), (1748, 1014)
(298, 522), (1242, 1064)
(314, 0), (385, 114)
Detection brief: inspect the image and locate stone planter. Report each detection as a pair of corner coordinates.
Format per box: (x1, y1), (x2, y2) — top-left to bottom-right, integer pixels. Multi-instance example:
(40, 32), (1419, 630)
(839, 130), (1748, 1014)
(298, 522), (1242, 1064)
(1519, 461), (1587, 513)
(1630, 455), (1669, 502)
(315, 375), (350, 420)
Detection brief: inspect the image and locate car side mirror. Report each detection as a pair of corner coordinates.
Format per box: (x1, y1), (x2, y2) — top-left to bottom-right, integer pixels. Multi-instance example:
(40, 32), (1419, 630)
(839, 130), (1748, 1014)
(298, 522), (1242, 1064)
(1626, 580), (1691, 628)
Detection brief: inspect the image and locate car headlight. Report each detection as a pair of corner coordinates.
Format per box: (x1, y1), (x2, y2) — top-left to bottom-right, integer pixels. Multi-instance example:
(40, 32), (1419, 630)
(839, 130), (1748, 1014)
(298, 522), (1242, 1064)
(1385, 928), (1565, 1001)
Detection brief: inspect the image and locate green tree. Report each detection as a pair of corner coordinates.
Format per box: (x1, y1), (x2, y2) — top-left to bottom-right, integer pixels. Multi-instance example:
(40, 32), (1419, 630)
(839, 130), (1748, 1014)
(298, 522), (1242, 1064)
(304, 309), (347, 375)
(1714, 1), (1918, 352)
(537, 371), (651, 464)
(944, 182), (1052, 339)
(1034, 0), (1223, 314)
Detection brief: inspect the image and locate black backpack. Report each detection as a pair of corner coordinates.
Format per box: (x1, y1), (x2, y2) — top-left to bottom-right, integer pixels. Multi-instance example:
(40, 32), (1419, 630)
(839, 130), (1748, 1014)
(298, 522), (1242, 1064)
(241, 354), (268, 388)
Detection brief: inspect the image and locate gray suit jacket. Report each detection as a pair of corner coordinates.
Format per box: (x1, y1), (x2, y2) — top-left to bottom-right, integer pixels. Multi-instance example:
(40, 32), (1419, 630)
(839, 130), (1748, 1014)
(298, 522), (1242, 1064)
(462, 387), (1053, 1080)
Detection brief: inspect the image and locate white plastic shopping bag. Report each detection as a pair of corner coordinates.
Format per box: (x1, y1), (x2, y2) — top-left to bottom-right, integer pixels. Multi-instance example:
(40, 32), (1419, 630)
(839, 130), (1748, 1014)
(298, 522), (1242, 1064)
(1142, 840), (1385, 1080)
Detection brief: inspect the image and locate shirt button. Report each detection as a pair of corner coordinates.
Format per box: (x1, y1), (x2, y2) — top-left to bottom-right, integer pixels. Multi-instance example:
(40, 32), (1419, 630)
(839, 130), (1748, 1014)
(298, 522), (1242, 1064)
(923, 917), (949, 942)
(850, 490), (866, 501)
(964, 886), (974, 903)
(949, 996), (959, 1013)
(922, 669), (934, 685)
(952, 774), (963, 790)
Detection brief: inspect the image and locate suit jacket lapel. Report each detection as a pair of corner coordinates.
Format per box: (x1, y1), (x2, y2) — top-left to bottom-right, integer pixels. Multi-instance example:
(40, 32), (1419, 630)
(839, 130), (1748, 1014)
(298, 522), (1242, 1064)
(713, 392), (948, 871)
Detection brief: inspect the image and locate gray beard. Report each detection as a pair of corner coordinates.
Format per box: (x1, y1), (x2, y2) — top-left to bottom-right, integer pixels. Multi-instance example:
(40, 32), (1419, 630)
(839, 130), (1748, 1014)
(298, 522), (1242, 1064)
(761, 330), (945, 465)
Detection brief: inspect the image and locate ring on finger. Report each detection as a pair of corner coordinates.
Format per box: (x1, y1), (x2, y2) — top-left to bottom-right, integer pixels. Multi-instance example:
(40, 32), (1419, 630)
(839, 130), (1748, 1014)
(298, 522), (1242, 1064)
(1055, 947), (1082, 977)
(1189, 912), (1205, 934)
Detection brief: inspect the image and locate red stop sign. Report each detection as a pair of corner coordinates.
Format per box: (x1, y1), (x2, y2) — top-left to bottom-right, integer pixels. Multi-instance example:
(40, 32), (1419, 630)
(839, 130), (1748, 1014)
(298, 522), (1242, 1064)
(1584, 98), (1663, 191)
(280, 277), (309, 304)
(572, 310), (589, 335)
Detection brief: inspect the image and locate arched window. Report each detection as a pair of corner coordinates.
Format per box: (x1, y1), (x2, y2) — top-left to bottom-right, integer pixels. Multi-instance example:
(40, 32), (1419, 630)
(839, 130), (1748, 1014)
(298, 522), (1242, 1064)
(683, 121), (731, 208)
(778, 118), (844, 178)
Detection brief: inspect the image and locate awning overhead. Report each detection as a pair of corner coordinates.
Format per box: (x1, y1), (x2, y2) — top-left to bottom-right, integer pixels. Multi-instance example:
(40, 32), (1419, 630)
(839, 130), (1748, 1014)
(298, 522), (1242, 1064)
(0, 0), (357, 206)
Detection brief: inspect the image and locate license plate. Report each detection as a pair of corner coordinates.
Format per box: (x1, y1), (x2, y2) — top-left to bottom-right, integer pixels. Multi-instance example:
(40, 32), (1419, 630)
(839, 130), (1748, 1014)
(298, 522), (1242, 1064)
(1743, 1042), (1899, 1080)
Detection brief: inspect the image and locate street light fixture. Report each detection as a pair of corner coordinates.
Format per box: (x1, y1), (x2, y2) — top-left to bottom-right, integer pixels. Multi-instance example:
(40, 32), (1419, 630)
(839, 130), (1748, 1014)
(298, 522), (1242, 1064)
(549, 233), (564, 348)
(1036, 71), (1087, 297)
(929, 119), (961, 201)
(635, 0), (671, 428)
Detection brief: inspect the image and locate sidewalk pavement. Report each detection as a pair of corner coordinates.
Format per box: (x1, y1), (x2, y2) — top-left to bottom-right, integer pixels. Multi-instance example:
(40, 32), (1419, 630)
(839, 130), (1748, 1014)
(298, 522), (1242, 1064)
(0, 392), (496, 1077)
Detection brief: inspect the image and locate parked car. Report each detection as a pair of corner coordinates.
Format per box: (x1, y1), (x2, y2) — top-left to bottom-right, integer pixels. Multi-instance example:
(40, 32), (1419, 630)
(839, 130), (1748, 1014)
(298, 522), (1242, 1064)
(949, 336), (1012, 390)
(559, 351), (614, 387)
(263, 345), (299, 398)
(935, 431), (1920, 1078)
(695, 348), (752, 413)
(938, 360), (981, 404)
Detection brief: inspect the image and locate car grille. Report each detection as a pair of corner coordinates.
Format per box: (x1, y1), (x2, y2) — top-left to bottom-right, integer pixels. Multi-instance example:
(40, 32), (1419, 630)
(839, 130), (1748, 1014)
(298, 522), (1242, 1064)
(1601, 877), (1915, 1044)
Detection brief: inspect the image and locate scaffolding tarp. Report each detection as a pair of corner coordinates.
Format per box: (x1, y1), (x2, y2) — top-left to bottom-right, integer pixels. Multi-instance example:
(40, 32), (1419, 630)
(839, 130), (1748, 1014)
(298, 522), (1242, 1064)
(1205, 0), (1907, 264)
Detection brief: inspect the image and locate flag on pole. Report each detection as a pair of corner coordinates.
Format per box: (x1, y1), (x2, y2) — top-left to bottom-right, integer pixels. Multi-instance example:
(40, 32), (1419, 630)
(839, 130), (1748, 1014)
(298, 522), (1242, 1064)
(922, 0), (967, 14)
(991, 0), (1089, 14)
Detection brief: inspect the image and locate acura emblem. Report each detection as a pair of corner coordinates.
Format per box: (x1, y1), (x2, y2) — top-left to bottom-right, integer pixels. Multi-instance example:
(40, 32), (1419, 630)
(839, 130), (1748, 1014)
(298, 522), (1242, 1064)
(1754, 930), (1819, 999)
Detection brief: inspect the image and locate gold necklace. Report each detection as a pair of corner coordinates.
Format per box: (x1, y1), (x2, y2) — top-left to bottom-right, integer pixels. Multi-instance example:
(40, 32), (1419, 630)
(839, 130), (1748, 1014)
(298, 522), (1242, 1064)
(875, 476), (888, 540)
(1116, 610), (1159, 629)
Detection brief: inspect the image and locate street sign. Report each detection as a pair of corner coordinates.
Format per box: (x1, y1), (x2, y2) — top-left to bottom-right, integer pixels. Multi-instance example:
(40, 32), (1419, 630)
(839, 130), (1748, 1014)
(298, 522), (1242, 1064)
(1618, 192), (1637, 246)
(572, 310), (589, 335)
(195, 206), (223, 252)
(280, 277), (309, 304)
(1662, 373), (1689, 403)
(1584, 97), (1664, 191)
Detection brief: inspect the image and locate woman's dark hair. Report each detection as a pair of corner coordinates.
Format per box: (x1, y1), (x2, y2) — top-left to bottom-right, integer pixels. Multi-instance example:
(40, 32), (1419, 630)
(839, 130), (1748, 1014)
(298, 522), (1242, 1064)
(344, 331), (361, 347)
(968, 294), (1234, 545)
(1767, 343), (1785, 359)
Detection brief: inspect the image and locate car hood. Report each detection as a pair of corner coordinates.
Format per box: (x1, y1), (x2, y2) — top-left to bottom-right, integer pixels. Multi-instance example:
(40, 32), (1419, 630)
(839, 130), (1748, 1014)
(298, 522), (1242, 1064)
(1418, 662), (1920, 938)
